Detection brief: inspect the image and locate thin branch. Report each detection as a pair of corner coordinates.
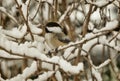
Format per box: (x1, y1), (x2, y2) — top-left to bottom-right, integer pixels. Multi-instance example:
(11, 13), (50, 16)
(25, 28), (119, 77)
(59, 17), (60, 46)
(0, 7), (19, 25)
(82, 4), (93, 36)
(57, 31), (110, 52)
(14, 0), (34, 41)
(109, 31), (120, 43)
(31, 0), (41, 20)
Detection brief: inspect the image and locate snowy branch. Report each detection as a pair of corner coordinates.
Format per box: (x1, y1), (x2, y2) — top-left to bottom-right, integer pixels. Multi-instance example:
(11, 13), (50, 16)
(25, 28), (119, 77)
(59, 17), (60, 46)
(0, 7), (18, 24)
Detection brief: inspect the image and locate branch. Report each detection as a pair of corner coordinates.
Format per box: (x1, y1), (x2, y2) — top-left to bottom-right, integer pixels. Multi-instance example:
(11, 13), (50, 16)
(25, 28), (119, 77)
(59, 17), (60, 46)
(5, 61), (37, 81)
(86, 0), (115, 8)
(0, 7), (19, 25)
(57, 31), (110, 52)
(82, 4), (93, 36)
(14, 0), (34, 41)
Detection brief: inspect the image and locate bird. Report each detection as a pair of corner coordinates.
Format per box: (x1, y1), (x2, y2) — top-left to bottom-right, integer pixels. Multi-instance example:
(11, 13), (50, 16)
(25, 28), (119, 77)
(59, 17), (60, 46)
(44, 22), (70, 50)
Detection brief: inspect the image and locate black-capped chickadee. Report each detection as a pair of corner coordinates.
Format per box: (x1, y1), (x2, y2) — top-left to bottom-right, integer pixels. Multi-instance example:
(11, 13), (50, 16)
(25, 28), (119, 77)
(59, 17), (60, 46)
(45, 22), (70, 49)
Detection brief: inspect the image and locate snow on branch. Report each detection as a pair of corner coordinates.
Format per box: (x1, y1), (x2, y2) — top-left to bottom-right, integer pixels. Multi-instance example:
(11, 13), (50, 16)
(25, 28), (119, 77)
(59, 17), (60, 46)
(57, 31), (110, 53)
(1, 0), (120, 80)
(59, 58), (84, 74)
(58, 3), (74, 23)
(55, 71), (63, 81)
(92, 67), (102, 81)
(33, 71), (54, 81)
(95, 59), (111, 69)
(2, 24), (27, 39)
(15, 0), (31, 20)
(87, 0), (115, 8)
(5, 61), (37, 81)
(0, 7), (18, 24)
(0, 33), (84, 75)
(0, 33), (48, 61)
(0, 50), (23, 60)
(93, 20), (119, 33)
(28, 21), (43, 35)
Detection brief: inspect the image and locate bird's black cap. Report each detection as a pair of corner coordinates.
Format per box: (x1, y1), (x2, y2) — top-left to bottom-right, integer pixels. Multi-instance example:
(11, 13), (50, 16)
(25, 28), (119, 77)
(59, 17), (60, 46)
(46, 22), (61, 27)
(45, 22), (68, 35)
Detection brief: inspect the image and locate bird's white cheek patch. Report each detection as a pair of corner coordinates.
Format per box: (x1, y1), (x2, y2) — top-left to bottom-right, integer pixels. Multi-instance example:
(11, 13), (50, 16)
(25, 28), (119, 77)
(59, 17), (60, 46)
(47, 27), (62, 33)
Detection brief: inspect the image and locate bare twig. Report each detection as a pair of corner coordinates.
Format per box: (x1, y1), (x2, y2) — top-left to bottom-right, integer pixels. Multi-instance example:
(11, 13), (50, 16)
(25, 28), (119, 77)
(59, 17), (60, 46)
(0, 7), (19, 25)
(14, 0), (34, 41)
(82, 4), (93, 36)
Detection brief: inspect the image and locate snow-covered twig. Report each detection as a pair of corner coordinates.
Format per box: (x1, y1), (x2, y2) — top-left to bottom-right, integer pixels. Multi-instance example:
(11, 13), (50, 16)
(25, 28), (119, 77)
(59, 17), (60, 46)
(57, 31), (110, 52)
(2, 24), (27, 39)
(0, 50), (23, 60)
(93, 20), (119, 33)
(33, 71), (54, 81)
(95, 59), (111, 69)
(86, 0), (115, 8)
(0, 7), (18, 25)
(5, 61), (37, 81)
(58, 3), (75, 23)
(92, 67), (102, 81)
(14, 0), (34, 41)
(0, 33), (84, 74)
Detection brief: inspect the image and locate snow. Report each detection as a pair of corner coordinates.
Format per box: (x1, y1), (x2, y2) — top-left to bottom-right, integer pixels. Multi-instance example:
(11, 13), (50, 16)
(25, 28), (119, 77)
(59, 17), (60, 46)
(42, 62), (55, 70)
(2, 24), (27, 39)
(65, 48), (79, 60)
(16, 0), (31, 20)
(25, 47), (47, 60)
(2, 0), (15, 8)
(0, 7), (18, 24)
(90, 8), (101, 24)
(85, 33), (96, 39)
(99, 35), (108, 44)
(34, 71), (54, 81)
(6, 61), (37, 81)
(70, 10), (85, 23)
(29, 21), (43, 34)
(81, 38), (98, 55)
(96, 59), (111, 69)
(109, 39), (116, 47)
(21, 3), (27, 20)
(42, 3), (49, 21)
(93, 20), (118, 33)
(113, 31), (120, 40)
(1, 0), (119, 80)
(0, 34), (48, 61)
(0, 76), (4, 81)
(106, 4), (118, 20)
(47, 56), (60, 64)
(22, 61), (37, 78)
(46, 0), (53, 4)
(1, 61), (11, 78)
(92, 68), (102, 81)
(114, 46), (120, 51)
(63, 47), (76, 59)
(88, 0), (111, 8)
(88, 22), (94, 31)
(0, 50), (22, 59)
(59, 58), (84, 74)
(55, 71), (63, 81)
(105, 20), (118, 30)
(25, 34), (45, 42)
(16, 0), (22, 5)
(59, 4), (74, 23)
